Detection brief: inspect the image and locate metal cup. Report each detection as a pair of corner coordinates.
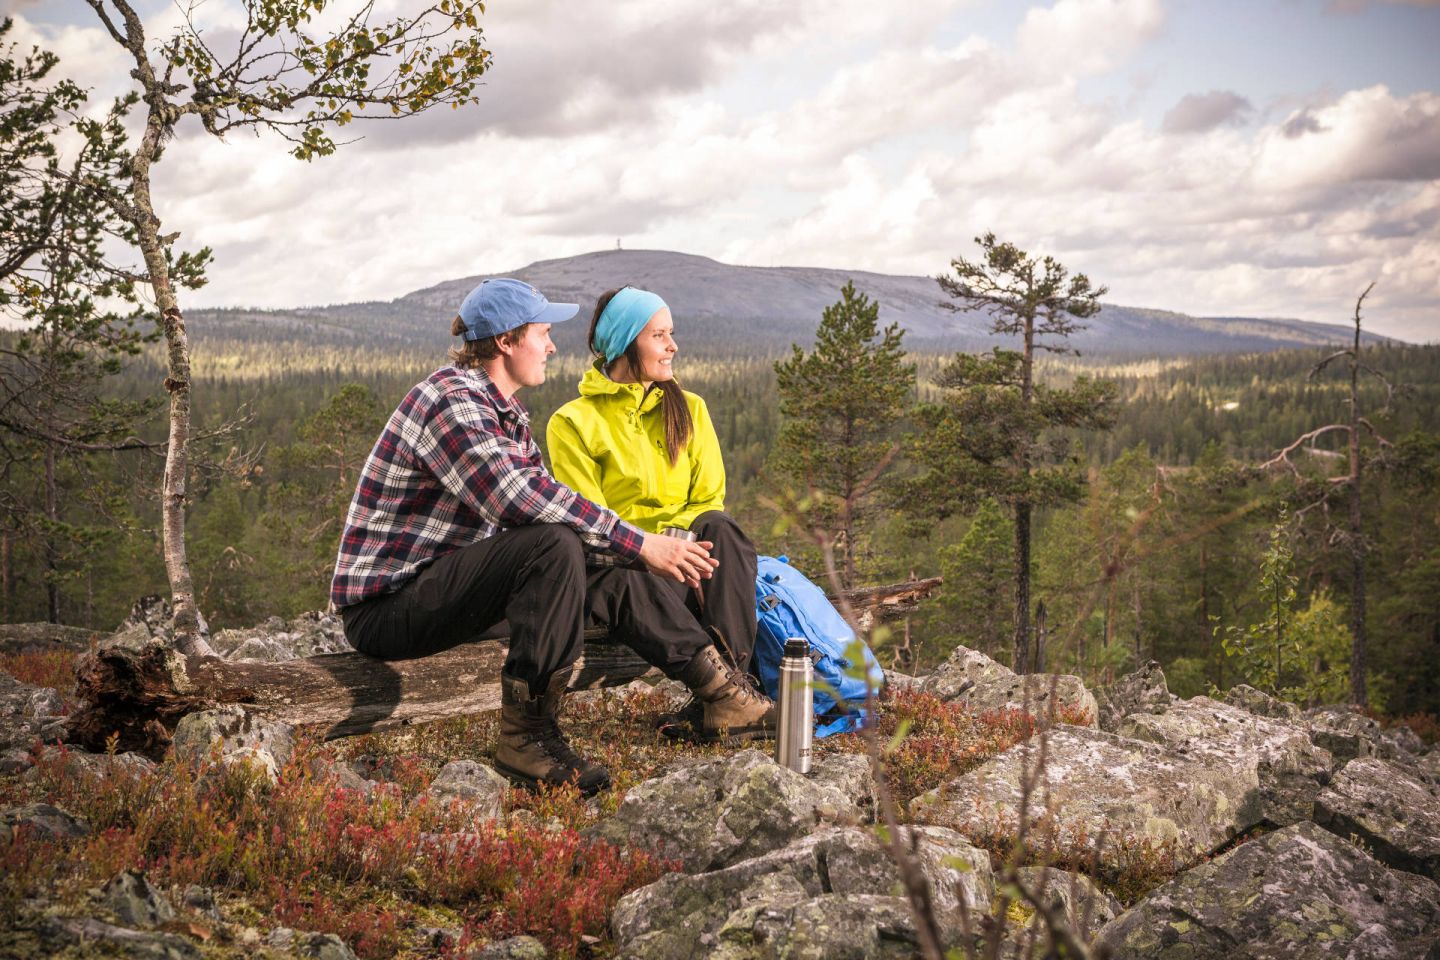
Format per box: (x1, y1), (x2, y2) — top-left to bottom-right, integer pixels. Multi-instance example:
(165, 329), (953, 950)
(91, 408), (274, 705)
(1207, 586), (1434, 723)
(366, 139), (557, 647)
(661, 526), (697, 541)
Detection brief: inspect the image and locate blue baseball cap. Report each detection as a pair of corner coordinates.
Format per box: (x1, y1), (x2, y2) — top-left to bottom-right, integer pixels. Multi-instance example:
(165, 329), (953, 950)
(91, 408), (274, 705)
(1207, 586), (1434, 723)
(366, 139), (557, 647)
(457, 278), (578, 341)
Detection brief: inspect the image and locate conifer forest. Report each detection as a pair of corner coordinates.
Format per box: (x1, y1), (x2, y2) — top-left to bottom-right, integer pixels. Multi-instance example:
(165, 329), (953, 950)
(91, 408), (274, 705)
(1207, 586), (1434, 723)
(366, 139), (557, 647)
(5, 310), (1438, 720)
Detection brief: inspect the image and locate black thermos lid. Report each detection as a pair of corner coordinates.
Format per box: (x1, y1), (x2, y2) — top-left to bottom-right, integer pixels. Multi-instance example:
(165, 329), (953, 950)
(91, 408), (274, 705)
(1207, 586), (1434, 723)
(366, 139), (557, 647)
(783, 638), (809, 659)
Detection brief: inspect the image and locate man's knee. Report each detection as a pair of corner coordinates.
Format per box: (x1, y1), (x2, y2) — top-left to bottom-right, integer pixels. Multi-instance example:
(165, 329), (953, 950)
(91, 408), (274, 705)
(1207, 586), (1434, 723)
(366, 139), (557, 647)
(515, 523), (585, 575)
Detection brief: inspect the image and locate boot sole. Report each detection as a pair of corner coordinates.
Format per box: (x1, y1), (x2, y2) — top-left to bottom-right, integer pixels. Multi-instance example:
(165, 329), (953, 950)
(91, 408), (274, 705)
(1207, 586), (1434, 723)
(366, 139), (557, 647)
(494, 760), (610, 797)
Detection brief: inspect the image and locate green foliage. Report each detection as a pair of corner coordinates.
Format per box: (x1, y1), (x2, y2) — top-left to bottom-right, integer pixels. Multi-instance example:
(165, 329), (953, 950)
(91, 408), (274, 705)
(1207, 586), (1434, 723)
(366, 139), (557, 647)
(160, 0), (492, 161)
(922, 499), (1014, 664)
(768, 281), (914, 584)
(1217, 511), (1353, 706)
(0, 21), (171, 622)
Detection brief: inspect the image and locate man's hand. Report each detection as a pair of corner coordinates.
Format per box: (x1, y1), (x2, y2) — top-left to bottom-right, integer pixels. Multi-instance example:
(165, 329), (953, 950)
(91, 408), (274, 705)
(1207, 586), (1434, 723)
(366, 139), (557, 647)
(638, 534), (718, 589)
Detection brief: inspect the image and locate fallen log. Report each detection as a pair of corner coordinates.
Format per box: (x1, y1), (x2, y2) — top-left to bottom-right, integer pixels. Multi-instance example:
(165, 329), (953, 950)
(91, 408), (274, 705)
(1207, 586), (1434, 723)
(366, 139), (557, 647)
(66, 577), (941, 757)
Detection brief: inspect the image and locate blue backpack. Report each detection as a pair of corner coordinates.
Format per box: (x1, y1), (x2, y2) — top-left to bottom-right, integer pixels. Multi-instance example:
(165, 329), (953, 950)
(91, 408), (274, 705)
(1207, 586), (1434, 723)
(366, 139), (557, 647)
(753, 555), (885, 738)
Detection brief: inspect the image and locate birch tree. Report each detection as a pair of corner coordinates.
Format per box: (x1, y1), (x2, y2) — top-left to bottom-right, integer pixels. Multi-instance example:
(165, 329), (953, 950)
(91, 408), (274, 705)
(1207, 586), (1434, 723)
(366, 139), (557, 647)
(79, 0), (491, 653)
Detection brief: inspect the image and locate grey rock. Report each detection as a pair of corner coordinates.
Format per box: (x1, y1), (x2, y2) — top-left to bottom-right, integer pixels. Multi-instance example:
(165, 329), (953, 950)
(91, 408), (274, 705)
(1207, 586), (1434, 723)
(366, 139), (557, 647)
(1306, 704), (1381, 765)
(0, 621), (96, 655)
(954, 673), (1098, 726)
(1098, 820), (1440, 959)
(611, 825), (992, 959)
(469, 934), (548, 959)
(0, 802), (91, 843)
(266, 927), (359, 960)
(912, 723), (1295, 868)
(424, 760), (508, 820)
(1116, 696), (1331, 826)
(102, 870), (176, 928)
(882, 670), (925, 694)
(1223, 683), (1304, 724)
(807, 751), (876, 821)
(0, 671), (69, 750)
(170, 705), (296, 779)
(0, 747), (33, 774)
(1093, 660), (1172, 733)
(41, 915), (200, 959)
(1379, 722), (1427, 760)
(23, 745), (156, 784)
(210, 610), (351, 662)
(181, 884), (222, 922)
(1315, 756), (1440, 881)
(711, 893), (932, 960)
(116, 594), (177, 640)
(308, 756), (376, 794)
(588, 749), (868, 873)
(919, 644), (1013, 701)
(1014, 866), (1123, 934)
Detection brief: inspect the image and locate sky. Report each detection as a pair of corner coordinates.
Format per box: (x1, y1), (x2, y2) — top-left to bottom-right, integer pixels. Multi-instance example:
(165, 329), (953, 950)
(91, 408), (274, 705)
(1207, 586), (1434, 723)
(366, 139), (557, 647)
(8, 0), (1440, 342)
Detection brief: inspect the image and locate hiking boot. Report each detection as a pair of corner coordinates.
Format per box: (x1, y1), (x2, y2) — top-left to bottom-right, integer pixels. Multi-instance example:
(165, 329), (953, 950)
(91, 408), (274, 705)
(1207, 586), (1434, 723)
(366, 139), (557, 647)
(494, 672), (610, 795)
(676, 644), (776, 743)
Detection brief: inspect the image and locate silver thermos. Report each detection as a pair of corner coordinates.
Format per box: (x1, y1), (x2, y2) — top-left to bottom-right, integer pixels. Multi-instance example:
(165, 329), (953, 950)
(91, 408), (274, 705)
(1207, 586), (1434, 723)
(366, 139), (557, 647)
(776, 637), (813, 774)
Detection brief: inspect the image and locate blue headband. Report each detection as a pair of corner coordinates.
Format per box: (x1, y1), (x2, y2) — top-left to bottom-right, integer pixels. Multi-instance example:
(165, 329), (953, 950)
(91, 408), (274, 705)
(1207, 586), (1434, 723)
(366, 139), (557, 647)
(594, 287), (668, 364)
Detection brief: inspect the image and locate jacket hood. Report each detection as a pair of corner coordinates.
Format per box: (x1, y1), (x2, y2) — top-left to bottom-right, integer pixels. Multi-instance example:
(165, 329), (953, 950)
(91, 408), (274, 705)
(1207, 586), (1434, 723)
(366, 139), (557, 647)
(577, 362), (664, 413)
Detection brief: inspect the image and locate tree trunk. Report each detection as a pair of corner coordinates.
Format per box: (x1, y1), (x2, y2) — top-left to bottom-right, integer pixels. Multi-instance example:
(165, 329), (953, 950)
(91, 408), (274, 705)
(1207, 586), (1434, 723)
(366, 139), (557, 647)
(125, 72), (213, 658)
(1013, 500), (1032, 675)
(1348, 318), (1367, 707)
(1, 529), (11, 623)
(66, 578), (941, 757)
(44, 444), (59, 624)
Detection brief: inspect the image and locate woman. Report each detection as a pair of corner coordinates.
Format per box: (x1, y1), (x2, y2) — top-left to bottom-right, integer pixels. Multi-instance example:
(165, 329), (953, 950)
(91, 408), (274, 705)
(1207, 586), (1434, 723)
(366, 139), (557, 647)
(548, 286), (759, 675)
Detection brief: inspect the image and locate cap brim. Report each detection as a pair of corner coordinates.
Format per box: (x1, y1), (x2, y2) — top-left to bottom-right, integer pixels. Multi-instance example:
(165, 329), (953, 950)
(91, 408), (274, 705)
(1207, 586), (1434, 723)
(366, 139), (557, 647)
(534, 301), (579, 325)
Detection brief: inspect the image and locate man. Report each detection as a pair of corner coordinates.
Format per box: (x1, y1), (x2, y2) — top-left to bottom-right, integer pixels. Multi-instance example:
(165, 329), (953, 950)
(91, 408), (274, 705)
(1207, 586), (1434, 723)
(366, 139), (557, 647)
(331, 278), (773, 795)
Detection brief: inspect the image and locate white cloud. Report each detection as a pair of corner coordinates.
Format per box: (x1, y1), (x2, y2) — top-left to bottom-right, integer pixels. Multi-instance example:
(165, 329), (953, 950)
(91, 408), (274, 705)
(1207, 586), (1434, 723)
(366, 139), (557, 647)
(10, 0), (1438, 341)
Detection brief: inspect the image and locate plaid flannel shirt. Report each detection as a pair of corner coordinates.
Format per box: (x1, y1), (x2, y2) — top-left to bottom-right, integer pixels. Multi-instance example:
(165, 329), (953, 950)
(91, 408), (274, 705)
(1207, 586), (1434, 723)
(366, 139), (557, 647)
(330, 365), (645, 609)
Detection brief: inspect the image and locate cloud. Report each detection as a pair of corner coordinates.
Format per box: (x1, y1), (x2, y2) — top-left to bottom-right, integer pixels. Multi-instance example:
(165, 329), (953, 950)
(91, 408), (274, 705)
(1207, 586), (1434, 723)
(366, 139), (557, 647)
(1016, 0), (1165, 77)
(1257, 86), (1440, 186)
(1163, 91), (1254, 134)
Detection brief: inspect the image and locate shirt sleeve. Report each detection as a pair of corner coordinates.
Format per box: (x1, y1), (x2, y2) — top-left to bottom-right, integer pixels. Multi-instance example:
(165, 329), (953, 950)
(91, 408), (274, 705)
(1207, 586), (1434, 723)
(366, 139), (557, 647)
(414, 387), (644, 563)
(672, 395), (727, 530)
(546, 410), (611, 510)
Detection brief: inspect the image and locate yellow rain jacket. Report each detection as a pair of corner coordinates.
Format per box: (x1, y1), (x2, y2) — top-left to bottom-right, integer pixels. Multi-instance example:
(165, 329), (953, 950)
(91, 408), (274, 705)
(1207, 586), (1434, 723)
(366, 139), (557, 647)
(547, 364), (725, 534)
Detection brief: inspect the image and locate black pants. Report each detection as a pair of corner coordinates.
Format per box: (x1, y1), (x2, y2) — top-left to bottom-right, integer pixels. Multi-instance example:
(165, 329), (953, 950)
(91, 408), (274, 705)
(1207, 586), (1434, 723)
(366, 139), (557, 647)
(340, 524), (712, 687)
(667, 511), (758, 675)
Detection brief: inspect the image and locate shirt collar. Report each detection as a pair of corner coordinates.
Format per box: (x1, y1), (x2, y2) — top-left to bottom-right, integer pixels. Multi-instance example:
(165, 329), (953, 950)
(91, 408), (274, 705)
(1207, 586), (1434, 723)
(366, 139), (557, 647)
(461, 365), (530, 425)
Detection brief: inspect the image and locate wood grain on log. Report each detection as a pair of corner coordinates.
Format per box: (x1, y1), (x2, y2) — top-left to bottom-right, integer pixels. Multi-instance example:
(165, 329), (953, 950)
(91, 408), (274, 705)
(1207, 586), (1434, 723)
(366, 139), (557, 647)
(67, 578), (939, 757)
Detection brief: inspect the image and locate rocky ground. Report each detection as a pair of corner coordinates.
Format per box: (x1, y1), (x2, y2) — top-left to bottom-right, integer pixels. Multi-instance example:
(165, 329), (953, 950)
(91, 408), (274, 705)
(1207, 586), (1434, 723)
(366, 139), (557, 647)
(2, 608), (1439, 959)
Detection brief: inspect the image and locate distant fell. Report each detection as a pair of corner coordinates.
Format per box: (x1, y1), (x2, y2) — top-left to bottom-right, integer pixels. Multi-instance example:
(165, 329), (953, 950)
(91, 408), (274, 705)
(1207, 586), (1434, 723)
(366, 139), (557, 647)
(192, 249), (1395, 357)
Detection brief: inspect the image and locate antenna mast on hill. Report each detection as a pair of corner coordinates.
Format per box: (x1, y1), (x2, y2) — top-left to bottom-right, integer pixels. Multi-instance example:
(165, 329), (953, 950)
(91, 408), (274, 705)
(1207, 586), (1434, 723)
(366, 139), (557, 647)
(616, 238), (622, 250)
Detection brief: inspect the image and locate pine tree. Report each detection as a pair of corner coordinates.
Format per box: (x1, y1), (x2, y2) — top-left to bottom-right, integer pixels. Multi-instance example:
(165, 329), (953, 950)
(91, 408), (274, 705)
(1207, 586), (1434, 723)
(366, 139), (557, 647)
(908, 234), (1117, 673)
(769, 282), (914, 586)
(933, 499), (1013, 663)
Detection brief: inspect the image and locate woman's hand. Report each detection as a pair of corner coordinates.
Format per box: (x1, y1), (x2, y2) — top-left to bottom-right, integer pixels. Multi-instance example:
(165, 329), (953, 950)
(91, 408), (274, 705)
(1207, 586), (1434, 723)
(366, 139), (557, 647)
(638, 534), (718, 588)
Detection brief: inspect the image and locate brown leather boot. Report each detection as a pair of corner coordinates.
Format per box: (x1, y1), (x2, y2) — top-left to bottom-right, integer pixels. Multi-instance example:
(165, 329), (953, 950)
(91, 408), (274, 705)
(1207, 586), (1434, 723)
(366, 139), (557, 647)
(494, 672), (610, 795)
(676, 644), (777, 743)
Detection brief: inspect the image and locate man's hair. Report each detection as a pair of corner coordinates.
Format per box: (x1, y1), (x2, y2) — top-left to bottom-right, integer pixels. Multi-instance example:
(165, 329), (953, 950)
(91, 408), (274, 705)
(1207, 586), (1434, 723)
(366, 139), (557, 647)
(449, 317), (532, 368)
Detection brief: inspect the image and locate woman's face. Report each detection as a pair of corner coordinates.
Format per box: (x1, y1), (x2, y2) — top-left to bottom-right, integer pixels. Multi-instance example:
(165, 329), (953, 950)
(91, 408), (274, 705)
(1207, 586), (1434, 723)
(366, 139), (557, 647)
(629, 308), (677, 384)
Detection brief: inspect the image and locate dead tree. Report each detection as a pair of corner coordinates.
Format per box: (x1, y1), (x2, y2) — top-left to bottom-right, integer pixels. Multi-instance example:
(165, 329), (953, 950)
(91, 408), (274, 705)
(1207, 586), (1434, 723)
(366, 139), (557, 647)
(1261, 284), (1396, 707)
(65, 577), (940, 758)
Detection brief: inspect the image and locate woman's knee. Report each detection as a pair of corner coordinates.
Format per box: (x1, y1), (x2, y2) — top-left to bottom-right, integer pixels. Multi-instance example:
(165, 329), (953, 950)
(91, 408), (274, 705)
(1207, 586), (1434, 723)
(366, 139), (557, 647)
(693, 511), (754, 551)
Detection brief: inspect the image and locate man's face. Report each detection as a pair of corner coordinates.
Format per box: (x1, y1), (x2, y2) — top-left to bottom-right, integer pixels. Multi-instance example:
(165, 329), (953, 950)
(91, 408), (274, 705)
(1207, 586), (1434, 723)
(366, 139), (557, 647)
(501, 323), (555, 391)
